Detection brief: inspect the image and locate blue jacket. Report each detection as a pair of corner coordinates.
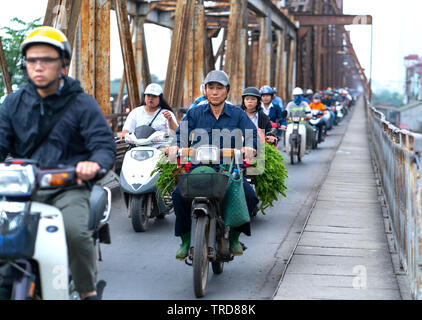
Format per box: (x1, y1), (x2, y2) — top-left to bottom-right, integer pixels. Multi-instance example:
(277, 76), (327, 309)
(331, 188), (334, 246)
(177, 102), (257, 150)
(188, 95), (207, 109)
(0, 76), (116, 170)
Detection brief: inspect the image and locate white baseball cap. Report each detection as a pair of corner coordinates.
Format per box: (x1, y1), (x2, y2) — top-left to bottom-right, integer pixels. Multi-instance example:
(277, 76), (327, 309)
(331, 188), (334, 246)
(144, 83), (163, 96)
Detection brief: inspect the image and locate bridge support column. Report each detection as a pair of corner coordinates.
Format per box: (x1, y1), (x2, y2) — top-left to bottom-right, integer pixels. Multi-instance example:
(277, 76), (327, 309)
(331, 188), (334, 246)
(287, 35), (297, 99)
(256, 13), (272, 89)
(224, 0), (248, 105)
(164, 0), (194, 110)
(79, 0), (110, 116)
(184, 1), (205, 107)
(134, 16), (151, 94)
(275, 29), (286, 102)
(115, 0), (140, 111)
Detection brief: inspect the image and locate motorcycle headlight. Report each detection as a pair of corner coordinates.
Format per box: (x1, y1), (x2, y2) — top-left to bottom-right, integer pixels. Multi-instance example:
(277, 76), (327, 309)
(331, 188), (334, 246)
(0, 164), (36, 197)
(292, 116), (301, 122)
(131, 150), (154, 161)
(195, 146), (219, 162)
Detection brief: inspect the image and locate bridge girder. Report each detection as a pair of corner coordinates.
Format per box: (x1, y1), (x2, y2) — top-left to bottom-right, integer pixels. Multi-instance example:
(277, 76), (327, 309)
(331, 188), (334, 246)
(41, 0), (370, 131)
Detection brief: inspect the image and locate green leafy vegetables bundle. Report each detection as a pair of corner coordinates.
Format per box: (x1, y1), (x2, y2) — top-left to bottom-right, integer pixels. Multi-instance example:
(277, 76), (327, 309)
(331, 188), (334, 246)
(151, 154), (179, 200)
(152, 143), (288, 216)
(254, 142), (288, 215)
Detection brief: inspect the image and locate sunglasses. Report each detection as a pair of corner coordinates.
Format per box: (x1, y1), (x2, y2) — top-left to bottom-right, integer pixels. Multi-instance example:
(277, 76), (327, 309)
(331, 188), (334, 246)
(25, 57), (61, 67)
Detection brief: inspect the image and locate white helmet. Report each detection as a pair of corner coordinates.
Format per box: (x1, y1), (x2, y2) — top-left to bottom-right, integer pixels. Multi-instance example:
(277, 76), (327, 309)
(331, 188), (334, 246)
(306, 89), (313, 95)
(144, 83), (163, 96)
(292, 87), (304, 96)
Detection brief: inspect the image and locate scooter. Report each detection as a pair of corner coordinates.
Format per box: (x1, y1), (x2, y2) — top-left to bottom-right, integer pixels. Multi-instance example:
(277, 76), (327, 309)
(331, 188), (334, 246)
(309, 110), (325, 148)
(322, 109), (333, 131)
(176, 146), (247, 298)
(285, 116), (306, 165)
(0, 159), (111, 300)
(335, 101), (344, 123)
(120, 126), (173, 232)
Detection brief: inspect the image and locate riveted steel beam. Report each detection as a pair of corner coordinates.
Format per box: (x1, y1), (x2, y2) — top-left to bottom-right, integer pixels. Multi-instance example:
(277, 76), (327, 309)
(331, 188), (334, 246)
(294, 14), (372, 26)
(78, 0), (110, 116)
(43, 0), (83, 51)
(115, 0), (141, 110)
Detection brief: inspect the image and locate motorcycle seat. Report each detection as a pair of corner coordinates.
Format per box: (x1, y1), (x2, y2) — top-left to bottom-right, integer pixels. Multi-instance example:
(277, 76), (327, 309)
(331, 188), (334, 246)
(88, 185), (108, 230)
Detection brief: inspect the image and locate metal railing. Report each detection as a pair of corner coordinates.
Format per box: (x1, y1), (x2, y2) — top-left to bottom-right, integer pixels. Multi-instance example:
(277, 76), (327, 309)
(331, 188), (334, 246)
(366, 98), (422, 299)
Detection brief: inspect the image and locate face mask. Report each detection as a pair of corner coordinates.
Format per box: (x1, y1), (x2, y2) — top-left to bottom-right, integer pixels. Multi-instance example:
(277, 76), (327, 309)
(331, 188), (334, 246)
(293, 95), (302, 105)
(313, 99), (320, 104)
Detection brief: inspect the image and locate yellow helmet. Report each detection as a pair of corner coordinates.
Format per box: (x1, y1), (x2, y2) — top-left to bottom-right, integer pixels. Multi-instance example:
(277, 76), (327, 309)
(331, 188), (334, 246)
(21, 26), (71, 62)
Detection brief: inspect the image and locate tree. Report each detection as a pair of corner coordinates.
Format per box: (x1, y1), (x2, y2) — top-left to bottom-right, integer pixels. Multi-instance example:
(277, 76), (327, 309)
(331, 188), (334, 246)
(373, 89), (404, 107)
(0, 17), (42, 92)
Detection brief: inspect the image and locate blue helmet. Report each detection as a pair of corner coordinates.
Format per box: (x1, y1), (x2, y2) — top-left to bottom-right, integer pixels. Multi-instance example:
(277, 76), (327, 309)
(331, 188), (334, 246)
(260, 85), (274, 95)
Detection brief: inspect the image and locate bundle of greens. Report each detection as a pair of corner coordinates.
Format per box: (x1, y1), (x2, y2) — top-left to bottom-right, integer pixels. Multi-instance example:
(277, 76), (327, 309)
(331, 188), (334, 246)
(151, 143), (288, 216)
(151, 154), (180, 200)
(253, 142), (288, 215)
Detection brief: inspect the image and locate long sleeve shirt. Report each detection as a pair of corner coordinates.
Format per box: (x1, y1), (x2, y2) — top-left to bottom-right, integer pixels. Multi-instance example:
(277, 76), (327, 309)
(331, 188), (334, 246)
(176, 102), (258, 151)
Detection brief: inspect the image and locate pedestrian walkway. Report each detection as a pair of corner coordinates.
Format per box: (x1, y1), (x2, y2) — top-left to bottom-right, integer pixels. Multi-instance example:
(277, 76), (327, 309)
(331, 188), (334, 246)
(273, 100), (404, 300)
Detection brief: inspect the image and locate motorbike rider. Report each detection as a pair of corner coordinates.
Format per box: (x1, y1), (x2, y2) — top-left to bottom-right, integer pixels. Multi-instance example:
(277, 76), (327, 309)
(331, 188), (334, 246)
(117, 83), (178, 140)
(322, 89), (336, 128)
(309, 93), (329, 141)
(260, 85), (286, 146)
(285, 87), (313, 152)
(260, 85), (285, 129)
(272, 87), (284, 110)
(0, 26), (116, 300)
(167, 70), (259, 260)
(188, 83), (207, 110)
(322, 89), (333, 108)
(340, 88), (352, 108)
(241, 87), (277, 145)
(303, 89), (313, 103)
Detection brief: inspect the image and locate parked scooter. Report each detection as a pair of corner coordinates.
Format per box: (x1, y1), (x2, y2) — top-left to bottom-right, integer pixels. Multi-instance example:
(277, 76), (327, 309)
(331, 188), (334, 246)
(0, 159), (111, 300)
(285, 116), (306, 164)
(120, 126), (173, 232)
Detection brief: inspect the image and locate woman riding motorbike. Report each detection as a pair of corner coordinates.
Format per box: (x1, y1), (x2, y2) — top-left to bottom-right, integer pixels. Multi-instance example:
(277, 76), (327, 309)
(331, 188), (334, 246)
(241, 87), (277, 145)
(117, 83), (178, 140)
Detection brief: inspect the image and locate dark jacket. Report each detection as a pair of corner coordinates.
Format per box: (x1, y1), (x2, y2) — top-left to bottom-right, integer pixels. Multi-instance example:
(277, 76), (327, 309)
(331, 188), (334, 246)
(257, 110), (275, 136)
(0, 76), (116, 170)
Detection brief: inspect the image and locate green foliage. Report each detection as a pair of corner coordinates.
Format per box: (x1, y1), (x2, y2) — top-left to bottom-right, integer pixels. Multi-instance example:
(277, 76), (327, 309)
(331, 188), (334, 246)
(372, 89), (404, 107)
(0, 17), (42, 92)
(151, 154), (179, 200)
(254, 142), (289, 215)
(151, 143), (289, 216)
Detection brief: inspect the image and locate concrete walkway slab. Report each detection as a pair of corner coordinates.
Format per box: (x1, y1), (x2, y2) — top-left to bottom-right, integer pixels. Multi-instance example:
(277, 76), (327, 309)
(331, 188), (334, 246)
(273, 99), (404, 300)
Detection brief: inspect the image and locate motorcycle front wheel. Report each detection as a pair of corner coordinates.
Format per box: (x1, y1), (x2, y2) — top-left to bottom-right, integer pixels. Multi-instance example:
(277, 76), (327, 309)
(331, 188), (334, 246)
(193, 216), (210, 298)
(297, 142), (302, 162)
(290, 142), (295, 165)
(130, 195), (149, 232)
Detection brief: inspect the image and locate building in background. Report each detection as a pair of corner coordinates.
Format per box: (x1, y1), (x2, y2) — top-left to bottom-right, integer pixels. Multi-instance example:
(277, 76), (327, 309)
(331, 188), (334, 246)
(404, 54), (422, 103)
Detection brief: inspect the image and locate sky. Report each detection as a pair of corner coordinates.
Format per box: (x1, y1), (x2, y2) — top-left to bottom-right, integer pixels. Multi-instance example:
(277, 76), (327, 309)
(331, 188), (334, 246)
(343, 0), (422, 92)
(1, 0), (421, 93)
